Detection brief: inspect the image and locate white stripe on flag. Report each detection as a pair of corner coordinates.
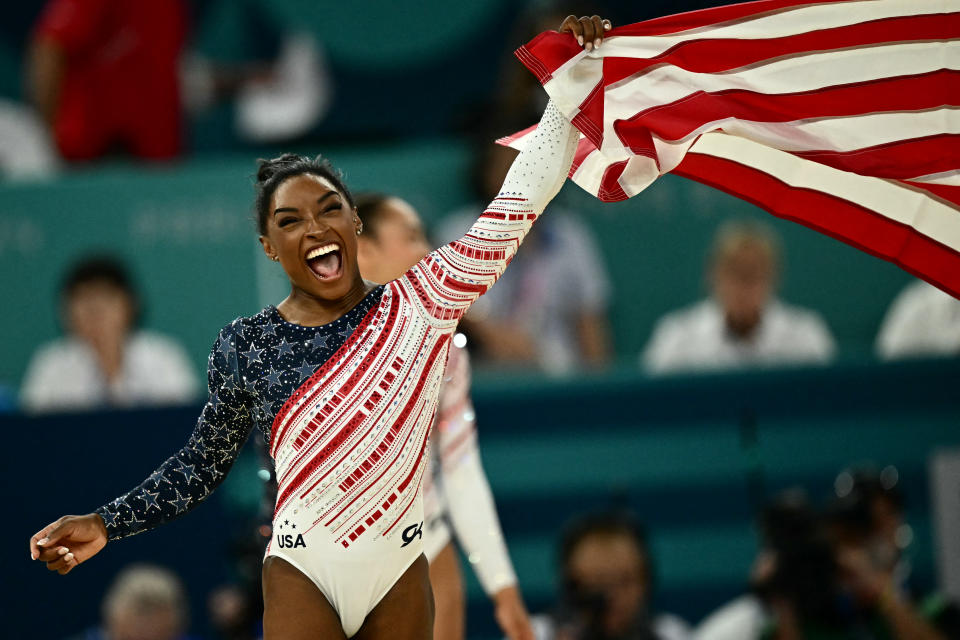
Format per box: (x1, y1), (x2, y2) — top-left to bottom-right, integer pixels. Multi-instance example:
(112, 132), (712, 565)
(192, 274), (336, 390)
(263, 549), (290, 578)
(689, 132), (960, 249)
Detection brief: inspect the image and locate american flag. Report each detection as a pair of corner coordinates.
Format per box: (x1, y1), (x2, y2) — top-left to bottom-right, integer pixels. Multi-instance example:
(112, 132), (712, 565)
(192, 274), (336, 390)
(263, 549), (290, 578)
(500, 0), (960, 298)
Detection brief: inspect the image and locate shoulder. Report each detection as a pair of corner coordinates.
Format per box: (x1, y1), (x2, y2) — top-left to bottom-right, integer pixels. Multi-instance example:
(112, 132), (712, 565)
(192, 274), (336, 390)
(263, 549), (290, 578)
(129, 330), (188, 353)
(654, 612), (692, 640)
(26, 337), (83, 364)
(694, 595), (767, 640)
(654, 300), (718, 335)
(768, 301), (831, 335)
(217, 309), (273, 343)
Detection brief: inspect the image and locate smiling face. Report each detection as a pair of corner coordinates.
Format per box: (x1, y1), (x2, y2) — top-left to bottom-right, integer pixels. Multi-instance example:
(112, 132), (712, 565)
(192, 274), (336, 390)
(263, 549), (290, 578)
(259, 173), (364, 303)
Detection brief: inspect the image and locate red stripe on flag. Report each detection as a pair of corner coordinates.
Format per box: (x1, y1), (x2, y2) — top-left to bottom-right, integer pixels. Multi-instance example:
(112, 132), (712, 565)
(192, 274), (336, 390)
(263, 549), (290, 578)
(601, 13), (960, 84)
(793, 134), (960, 181)
(904, 181), (960, 209)
(674, 151), (960, 298)
(613, 69), (960, 146)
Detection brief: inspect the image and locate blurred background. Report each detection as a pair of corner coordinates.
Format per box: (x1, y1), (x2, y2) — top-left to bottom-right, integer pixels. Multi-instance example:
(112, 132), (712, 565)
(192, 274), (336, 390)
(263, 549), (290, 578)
(2, 0), (958, 639)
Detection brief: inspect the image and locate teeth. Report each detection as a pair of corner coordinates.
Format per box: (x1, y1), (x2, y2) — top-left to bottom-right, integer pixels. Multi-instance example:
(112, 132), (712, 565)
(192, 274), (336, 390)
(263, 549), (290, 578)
(306, 244), (338, 260)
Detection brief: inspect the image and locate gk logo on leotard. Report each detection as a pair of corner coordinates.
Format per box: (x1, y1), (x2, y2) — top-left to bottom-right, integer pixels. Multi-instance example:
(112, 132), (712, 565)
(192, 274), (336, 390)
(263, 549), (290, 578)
(401, 522), (423, 548)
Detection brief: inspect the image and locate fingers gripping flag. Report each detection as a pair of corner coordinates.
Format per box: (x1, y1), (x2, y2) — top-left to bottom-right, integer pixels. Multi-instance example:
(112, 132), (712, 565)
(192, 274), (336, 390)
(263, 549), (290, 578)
(500, 0), (960, 298)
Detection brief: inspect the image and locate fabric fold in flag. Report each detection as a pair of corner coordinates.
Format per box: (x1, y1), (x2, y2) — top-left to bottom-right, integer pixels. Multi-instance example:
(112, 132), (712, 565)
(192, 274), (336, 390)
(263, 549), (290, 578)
(499, 0), (960, 298)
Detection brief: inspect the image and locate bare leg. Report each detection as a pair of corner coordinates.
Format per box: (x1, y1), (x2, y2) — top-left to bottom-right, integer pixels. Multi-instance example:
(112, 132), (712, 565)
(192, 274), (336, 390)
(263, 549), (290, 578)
(262, 556), (347, 640)
(429, 543), (465, 640)
(354, 554), (434, 640)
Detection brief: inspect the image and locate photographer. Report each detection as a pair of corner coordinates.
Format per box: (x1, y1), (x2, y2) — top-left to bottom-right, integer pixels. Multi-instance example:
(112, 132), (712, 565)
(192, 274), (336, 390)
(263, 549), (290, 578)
(531, 511), (690, 640)
(826, 470), (960, 640)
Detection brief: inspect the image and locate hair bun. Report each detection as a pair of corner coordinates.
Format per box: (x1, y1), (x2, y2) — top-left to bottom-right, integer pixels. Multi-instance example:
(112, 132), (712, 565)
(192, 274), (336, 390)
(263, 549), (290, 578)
(256, 153), (308, 184)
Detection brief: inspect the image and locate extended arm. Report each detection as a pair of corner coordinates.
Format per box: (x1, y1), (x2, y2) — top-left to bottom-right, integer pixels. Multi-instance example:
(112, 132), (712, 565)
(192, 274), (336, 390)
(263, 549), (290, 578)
(30, 326), (255, 573)
(96, 328), (254, 539)
(399, 100), (579, 324)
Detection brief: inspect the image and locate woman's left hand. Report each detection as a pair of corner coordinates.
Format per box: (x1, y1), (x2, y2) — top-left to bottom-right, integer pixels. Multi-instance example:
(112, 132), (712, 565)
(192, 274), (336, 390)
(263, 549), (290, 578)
(558, 15), (613, 52)
(493, 585), (536, 640)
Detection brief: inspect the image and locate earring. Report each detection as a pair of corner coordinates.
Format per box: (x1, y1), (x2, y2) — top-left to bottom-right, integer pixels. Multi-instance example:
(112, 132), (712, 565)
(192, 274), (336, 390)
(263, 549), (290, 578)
(356, 224), (363, 236)
(271, 256), (279, 262)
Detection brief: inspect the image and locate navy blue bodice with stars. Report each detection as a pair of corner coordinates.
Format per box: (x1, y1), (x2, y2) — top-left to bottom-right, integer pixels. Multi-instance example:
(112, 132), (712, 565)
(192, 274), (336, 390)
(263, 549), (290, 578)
(96, 286), (385, 540)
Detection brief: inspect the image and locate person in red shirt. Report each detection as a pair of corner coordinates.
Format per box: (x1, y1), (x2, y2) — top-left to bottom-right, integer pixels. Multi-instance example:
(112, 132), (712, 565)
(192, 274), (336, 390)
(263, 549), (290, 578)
(26, 0), (186, 161)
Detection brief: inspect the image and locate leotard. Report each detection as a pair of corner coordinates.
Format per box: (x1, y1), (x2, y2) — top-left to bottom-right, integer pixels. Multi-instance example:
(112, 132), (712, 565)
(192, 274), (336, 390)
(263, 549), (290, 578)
(94, 100), (578, 637)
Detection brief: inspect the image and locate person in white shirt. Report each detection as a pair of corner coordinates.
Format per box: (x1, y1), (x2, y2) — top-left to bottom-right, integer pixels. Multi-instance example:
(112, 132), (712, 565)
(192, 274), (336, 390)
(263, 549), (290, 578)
(20, 256), (199, 412)
(875, 280), (960, 360)
(642, 220), (834, 375)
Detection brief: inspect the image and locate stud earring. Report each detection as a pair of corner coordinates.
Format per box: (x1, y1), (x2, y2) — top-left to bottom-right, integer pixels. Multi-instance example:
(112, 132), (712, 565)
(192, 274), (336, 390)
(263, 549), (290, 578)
(271, 256), (279, 262)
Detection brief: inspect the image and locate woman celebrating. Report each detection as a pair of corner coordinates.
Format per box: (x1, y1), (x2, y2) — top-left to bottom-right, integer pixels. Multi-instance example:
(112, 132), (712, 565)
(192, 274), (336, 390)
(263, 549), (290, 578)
(29, 15), (612, 640)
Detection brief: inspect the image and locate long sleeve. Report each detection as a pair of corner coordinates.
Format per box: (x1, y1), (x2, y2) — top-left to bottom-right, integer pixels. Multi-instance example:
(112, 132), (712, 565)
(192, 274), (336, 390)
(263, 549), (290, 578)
(436, 343), (517, 595)
(399, 100), (579, 325)
(95, 325), (255, 540)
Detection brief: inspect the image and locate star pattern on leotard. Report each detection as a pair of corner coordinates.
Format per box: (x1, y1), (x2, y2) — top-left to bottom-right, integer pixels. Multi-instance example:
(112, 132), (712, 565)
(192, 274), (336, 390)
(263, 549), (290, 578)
(277, 338), (295, 357)
(95, 288), (385, 541)
(142, 490), (161, 512)
(264, 367), (282, 389)
(241, 344), (264, 366)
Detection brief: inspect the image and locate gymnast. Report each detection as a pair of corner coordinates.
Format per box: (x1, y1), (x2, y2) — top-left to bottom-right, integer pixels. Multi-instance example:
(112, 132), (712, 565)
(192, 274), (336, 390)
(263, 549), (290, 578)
(29, 15), (612, 640)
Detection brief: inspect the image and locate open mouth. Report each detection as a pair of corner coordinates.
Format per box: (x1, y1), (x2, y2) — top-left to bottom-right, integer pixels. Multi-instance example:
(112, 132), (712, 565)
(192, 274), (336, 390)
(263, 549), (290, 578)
(305, 243), (343, 281)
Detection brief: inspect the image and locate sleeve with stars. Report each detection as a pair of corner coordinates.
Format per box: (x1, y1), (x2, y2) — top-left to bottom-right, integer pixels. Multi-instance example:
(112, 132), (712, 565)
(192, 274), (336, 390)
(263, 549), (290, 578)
(95, 322), (255, 540)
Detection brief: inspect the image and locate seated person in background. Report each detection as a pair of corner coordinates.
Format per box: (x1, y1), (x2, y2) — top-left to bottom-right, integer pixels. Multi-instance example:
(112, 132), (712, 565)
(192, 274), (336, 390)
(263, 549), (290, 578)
(27, 0), (186, 161)
(642, 220), (834, 375)
(532, 511), (690, 640)
(21, 256), (198, 412)
(436, 142), (612, 376)
(67, 563), (191, 640)
(875, 280), (960, 360)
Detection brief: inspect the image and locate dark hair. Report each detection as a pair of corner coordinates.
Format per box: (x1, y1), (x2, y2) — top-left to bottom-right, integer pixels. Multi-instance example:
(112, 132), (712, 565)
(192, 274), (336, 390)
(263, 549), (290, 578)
(60, 255), (140, 324)
(62, 255), (136, 299)
(254, 153), (355, 235)
(559, 511), (652, 587)
(756, 492), (843, 626)
(353, 193), (393, 241)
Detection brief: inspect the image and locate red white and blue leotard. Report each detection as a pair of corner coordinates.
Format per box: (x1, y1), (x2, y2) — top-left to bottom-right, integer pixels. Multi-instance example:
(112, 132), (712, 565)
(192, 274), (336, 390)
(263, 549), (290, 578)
(95, 101), (578, 636)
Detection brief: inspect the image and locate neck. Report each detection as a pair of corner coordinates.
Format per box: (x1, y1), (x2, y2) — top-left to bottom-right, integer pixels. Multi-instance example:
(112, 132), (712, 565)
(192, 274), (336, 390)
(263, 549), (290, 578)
(278, 276), (373, 326)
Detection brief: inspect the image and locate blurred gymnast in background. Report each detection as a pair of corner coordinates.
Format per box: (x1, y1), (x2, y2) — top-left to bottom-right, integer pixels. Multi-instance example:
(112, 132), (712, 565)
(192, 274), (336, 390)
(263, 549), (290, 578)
(29, 15), (613, 640)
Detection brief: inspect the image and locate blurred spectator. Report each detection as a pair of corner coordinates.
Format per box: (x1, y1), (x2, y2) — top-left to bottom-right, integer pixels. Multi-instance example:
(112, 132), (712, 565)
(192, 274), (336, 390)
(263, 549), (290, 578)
(531, 511), (690, 640)
(0, 98), (59, 178)
(66, 563), (191, 640)
(182, 0), (332, 146)
(827, 468), (960, 640)
(20, 255), (198, 412)
(26, 0), (186, 161)
(437, 142), (612, 375)
(207, 584), (260, 640)
(694, 490), (825, 640)
(697, 479), (960, 640)
(642, 220), (834, 375)
(875, 280), (960, 360)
